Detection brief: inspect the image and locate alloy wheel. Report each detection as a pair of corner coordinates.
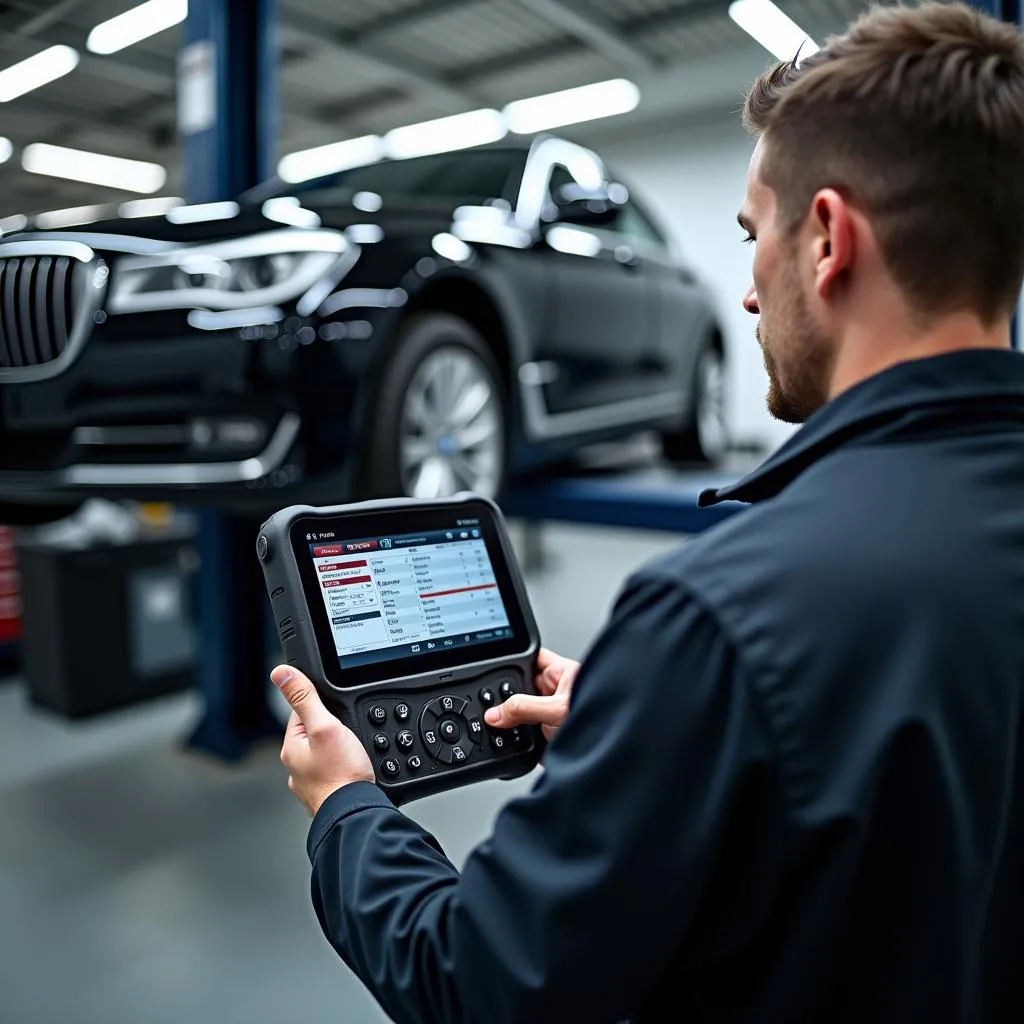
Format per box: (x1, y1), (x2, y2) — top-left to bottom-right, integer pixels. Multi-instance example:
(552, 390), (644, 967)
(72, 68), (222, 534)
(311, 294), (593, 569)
(399, 346), (504, 499)
(695, 348), (728, 464)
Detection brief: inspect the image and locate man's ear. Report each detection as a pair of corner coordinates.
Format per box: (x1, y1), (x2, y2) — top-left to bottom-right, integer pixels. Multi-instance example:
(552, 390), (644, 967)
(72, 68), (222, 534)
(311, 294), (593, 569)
(810, 188), (854, 300)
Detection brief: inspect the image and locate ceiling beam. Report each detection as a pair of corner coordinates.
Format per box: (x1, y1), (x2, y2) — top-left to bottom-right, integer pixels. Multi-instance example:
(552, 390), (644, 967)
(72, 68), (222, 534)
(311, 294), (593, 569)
(515, 0), (658, 73)
(280, 12), (487, 114)
(0, 0), (87, 48)
(351, 0), (483, 42)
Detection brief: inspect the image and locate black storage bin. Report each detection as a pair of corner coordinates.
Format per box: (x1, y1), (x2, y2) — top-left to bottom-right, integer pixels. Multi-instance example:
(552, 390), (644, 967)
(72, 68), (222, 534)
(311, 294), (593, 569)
(16, 528), (198, 719)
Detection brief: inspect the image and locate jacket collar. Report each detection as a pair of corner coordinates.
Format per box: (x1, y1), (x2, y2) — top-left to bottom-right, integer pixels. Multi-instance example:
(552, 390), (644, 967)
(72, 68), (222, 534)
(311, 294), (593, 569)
(699, 348), (1024, 507)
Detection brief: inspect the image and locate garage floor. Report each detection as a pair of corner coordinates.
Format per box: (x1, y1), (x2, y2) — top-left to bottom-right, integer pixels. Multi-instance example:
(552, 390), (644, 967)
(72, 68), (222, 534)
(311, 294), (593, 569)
(0, 522), (685, 1024)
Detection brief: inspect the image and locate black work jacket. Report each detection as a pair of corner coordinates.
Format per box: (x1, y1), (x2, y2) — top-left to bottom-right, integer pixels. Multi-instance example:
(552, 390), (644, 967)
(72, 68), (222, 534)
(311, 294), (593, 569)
(305, 349), (1024, 1024)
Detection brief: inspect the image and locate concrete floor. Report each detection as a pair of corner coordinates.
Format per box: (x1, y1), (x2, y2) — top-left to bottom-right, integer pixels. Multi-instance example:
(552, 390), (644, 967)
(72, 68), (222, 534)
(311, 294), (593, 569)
(0, 521), (685, 1024)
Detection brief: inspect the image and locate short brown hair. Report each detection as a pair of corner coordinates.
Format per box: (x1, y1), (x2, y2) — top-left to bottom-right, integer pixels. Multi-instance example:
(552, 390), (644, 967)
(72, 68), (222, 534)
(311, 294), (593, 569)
(744, 1), (1024, 325)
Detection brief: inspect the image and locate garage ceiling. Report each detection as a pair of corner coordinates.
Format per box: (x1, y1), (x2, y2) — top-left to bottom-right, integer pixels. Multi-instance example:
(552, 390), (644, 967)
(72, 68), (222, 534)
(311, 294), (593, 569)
(0, 0), (877, 221)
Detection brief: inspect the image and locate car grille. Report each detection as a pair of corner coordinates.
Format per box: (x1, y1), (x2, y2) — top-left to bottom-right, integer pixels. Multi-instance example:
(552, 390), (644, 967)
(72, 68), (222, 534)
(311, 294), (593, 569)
(0, 244), (107, 383)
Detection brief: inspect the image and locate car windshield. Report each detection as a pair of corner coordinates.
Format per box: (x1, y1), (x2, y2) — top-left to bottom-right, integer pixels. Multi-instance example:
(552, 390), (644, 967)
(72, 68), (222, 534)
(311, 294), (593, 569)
(256, 149), (527, 207)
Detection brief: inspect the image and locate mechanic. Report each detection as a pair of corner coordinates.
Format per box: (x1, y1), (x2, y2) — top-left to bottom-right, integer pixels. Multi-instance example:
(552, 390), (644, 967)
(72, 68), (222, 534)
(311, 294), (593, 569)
(268, 4), (1024, 1021)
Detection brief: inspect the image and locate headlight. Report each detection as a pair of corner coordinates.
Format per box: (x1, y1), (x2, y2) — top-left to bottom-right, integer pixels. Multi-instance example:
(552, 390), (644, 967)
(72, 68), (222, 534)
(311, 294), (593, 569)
(107, 229), (356, 315)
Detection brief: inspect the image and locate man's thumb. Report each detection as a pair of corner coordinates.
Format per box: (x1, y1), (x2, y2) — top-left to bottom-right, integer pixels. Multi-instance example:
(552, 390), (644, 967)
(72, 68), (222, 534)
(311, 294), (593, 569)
(271, 666), (333, 734)
(484, 693), (565, 729)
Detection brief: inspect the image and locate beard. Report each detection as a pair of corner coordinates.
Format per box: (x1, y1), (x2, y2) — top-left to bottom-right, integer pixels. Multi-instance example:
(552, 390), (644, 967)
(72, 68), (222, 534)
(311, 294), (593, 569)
(757, 264), (833, 424)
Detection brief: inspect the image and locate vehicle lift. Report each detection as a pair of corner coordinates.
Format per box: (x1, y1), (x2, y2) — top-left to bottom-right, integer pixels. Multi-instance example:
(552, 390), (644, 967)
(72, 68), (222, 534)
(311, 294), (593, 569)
(177, 0), (1015, 762)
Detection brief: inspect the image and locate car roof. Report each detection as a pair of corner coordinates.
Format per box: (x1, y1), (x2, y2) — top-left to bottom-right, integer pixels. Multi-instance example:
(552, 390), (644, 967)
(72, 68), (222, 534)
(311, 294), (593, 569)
(242, 135), (576, 203)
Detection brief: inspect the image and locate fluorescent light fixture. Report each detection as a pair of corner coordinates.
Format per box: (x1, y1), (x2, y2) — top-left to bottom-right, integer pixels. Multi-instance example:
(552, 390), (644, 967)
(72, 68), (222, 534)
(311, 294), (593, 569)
(0, 45), (79, 103)
(166, 201), (240, 224)
(385, 109), (506, 160)
(87, 0), (188, 55)
(22, 143), (166, 194)
(352, 191), (383, 213)
(504, 79), (640, 134)
(35, 204), (110, 230)
(0, 214), (28, 234)
(346, 224), (385, 245)
(728, 0), (819, 61)
(119, 196), (184, 218)
(546, 225), (602, 258)
(431, 232), (473, 263)
(262, 197), (321, 229)
(278, 135), (384, 185)
(0, 138), (11, 164)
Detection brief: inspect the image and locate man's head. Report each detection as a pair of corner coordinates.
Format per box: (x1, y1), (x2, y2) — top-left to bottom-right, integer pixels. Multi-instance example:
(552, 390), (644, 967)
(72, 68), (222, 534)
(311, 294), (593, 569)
(739, 1), (1024, 423)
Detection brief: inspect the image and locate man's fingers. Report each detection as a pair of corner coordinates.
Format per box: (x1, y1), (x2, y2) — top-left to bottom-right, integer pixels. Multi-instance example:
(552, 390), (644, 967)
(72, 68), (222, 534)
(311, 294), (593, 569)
(484, 692), (566, 729)
(535, 649), (567, 695)
(271, 666), (335, 736)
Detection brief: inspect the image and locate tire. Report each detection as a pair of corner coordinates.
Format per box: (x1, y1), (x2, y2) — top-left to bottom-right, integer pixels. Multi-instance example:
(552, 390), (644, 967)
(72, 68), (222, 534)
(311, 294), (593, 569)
(360, 313), (509, 500)
(661, 343), (728, 467)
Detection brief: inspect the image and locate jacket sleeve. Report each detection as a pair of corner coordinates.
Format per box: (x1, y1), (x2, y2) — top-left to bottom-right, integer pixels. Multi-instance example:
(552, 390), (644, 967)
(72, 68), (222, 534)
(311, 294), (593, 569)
(306, 573), (786, 1024)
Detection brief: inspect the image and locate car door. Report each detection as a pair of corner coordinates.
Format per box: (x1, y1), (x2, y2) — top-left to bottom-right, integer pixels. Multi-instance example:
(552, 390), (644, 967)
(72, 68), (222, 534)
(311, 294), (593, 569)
(603, 195), (707, 402)
(516, 142), (659, 421)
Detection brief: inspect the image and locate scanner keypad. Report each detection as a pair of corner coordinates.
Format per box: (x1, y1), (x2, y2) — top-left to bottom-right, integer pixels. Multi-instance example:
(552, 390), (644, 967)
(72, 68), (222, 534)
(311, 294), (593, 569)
(358, 671), (536, 785)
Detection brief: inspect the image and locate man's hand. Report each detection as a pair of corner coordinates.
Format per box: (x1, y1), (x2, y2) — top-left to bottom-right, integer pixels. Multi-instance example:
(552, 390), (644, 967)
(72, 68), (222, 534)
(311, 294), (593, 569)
(270, 665), (375, 816)
(483, 648), (581, 740)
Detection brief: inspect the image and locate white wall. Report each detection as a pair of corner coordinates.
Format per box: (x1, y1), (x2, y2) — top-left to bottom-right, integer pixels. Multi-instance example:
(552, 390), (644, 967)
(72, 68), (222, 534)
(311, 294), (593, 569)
(570, 113), (798, 451)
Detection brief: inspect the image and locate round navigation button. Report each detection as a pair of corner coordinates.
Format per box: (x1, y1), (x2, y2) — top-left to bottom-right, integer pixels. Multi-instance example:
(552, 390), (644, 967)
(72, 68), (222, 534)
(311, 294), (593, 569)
(396, 730), (415, 751)
(372, 733), (390, 753)
(368, 705), (387, 727)
(395, 703), (410, 722)
(380, 757), (401, 779)
(439, 718), (461, 743)
(427, 695), (467, 717)
(256, 534), (269, 561)
(406, 755), (423, 772)
(478, 687), (497, 707)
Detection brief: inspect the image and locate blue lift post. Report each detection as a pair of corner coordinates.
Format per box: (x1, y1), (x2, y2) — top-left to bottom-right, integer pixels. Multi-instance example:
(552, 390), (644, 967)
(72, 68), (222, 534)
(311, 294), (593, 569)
(182, 0), (282, 761)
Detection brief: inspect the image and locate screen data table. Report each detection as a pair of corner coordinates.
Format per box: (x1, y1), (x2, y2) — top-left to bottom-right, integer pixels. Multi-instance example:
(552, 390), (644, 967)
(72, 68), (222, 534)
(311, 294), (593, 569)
(312, 533), (511, 661)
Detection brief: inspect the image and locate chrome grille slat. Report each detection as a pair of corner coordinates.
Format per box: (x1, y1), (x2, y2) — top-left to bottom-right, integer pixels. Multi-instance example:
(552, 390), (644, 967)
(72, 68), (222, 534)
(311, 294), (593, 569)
(34, 256), (53, 363)
(52, 256), (69, 353)
(0, 247), (104, 381)
(0, 261), (10, 369)
(18, 257), (37, 366)
(4, 255), (22, 366)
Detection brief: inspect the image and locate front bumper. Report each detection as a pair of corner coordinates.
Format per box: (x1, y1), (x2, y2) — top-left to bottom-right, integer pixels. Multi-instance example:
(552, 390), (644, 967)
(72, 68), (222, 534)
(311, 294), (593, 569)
(0, 411), (301, 493)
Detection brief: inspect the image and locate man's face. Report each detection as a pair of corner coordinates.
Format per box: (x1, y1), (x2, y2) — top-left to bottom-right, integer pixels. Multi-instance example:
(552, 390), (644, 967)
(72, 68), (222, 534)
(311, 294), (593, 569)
(738, 138), (834, 424)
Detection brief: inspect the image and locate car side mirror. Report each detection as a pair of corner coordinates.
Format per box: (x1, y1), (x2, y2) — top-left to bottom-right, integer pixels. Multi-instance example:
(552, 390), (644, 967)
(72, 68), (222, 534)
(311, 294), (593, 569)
(551, 182), (624, 228)
(555, 197), (620, 228)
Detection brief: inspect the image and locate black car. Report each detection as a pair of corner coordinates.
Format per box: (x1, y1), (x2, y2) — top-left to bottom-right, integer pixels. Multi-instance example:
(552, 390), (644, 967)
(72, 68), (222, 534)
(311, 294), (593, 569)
(0, 135), (726, 524)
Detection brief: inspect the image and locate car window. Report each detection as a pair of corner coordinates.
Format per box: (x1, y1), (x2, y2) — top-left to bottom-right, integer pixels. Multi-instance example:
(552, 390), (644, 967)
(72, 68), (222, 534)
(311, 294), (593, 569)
(613, 200), (667, 246)
(289, 149), (525, 205)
